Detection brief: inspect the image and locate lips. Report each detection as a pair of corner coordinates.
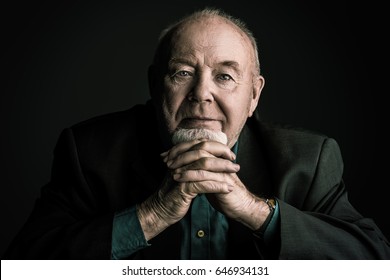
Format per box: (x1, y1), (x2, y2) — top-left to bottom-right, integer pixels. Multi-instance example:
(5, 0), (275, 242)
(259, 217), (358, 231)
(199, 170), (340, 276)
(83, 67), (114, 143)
(186, 117), (216, 121)
(180, 117), (222, 129)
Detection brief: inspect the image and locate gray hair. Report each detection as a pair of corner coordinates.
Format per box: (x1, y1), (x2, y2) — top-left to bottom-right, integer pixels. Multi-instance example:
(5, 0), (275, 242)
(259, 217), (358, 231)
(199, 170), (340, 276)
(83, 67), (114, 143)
(172, 128), (228, 145)
(152, 7), (261, 75)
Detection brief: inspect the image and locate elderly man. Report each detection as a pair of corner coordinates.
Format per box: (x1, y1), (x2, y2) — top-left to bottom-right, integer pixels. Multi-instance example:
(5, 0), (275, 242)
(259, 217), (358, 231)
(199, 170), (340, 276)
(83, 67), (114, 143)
(4, 8), (390, 260)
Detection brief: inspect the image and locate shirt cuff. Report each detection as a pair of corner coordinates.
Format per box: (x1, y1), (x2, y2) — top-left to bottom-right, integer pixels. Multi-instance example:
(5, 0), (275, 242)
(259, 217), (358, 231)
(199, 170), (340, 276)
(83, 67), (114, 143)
(263, 199), (280, 244)
(111, 205), (150, 259)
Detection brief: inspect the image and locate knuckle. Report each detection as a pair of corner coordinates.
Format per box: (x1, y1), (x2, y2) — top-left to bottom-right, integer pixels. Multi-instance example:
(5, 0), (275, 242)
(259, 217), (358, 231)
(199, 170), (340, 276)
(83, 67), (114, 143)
(196, 169), (207, 178)
(198, 157), (209, 166)
(175, 153), (184, 161)
(179, 183), (196, 197)
(188, 182), (201, 194)
(196, 149), (208, 159)
(197, 141), (209, 150)
(211, 181), (224, 192)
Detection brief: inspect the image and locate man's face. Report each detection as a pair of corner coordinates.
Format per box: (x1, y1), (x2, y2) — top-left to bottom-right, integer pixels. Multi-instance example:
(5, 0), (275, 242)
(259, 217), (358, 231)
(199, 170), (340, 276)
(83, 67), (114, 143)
(153, 17), (264, 148)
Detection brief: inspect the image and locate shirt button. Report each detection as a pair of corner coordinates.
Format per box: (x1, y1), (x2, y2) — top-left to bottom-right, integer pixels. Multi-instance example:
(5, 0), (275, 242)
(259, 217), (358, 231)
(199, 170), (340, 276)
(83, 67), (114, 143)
(197, 230), (205, 238)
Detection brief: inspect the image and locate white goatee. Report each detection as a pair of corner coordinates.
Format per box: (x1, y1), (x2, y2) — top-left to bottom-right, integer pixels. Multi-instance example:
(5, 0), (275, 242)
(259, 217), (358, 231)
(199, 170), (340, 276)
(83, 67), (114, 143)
(172, 128), (228, 145)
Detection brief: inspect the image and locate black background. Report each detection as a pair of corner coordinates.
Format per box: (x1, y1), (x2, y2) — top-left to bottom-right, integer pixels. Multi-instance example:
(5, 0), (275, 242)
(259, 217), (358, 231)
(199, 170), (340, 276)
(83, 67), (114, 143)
(1, 0), (388, 257)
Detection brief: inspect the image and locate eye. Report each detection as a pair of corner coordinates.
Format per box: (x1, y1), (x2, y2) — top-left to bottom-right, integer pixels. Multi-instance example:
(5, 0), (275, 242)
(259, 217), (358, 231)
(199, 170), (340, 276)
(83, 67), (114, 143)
(169, 70), (194, 83)
(217, 74), (234, 81)
(215, 73), (237, 90)
(172, 70), (192, 77)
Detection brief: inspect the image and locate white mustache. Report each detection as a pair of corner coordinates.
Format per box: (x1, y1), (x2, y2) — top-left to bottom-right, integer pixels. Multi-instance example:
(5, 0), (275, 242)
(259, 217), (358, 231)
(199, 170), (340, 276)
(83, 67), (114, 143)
(172, 128), (227, 145)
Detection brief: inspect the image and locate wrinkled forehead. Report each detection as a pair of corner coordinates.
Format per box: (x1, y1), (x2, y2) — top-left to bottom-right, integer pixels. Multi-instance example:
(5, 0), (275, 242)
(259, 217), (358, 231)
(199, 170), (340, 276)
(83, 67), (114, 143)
(170, 16), (252, 56)
(156, 16), (255, 69)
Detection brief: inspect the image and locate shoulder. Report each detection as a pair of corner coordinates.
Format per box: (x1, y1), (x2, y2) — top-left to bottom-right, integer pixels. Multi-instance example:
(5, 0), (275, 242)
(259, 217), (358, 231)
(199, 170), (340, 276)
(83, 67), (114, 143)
(71, 103), (150, 133)
(254, 118), (329, 142)
(69, 101), (155, 139)
(250, 106), (328, 142)
(246, 114), (343, 169)
(54, 101), (157, 155)
(249, 117), (331, 148)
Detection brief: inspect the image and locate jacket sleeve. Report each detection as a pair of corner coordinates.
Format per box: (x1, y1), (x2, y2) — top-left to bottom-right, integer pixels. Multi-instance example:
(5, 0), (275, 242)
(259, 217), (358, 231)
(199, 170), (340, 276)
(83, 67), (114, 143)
(4, 128), (115, 259)
(277, 138), (390, 259)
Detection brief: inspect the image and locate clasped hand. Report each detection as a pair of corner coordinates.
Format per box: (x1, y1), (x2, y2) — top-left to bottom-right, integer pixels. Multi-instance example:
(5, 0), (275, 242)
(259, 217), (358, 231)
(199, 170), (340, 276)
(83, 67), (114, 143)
(137, 139), (269, 241)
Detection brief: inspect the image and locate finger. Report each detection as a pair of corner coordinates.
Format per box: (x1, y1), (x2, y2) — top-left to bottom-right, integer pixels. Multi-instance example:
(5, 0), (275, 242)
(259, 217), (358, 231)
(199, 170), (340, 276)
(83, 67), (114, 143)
(174, 158), (240, 173)
(167, 149), (214, 169)
(167, 140), (235, 162)
(165, 139), (205, 161)
(190, 141), (236, 161)
(173, 170), (236, 184)
(180, 181), (233, 195)
(160, 150), (169, 157)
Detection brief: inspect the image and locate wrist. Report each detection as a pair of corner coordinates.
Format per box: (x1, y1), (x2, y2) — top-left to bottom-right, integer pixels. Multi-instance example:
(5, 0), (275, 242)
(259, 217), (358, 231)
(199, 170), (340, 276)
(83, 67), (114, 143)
(136, 197), (169, 241)
(253, 198), (276, 238)
(238, 196), (273, 231)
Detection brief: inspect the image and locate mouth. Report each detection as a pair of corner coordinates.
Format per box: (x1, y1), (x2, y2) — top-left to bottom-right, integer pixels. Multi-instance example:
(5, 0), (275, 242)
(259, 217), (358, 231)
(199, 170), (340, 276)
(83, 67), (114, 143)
(179, 117), (222, 130)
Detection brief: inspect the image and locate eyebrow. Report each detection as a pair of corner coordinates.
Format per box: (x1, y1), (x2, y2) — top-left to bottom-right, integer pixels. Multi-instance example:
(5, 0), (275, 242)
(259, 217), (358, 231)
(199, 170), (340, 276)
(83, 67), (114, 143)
(168, 58), (243, 75)
(218, 60), (241, 73)
(169, 57), (196, 67)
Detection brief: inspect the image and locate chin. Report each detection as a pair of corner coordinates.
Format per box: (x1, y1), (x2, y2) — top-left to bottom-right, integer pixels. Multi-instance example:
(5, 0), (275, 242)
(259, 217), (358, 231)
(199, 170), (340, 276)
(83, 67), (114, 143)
(171, 127), (228, 145)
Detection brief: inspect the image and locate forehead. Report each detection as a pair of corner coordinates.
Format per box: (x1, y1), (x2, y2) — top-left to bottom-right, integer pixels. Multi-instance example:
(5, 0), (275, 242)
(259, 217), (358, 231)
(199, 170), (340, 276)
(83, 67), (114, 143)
(168, 17), (253, 64)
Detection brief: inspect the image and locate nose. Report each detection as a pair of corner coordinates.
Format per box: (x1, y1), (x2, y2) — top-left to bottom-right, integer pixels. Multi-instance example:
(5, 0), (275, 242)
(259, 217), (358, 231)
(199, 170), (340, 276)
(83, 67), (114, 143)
(187, 75), (214, 103)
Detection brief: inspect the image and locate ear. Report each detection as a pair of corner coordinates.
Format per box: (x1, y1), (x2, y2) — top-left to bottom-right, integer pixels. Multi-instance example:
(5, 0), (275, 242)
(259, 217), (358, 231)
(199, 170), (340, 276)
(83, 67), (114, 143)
(248, 75), (265, 117)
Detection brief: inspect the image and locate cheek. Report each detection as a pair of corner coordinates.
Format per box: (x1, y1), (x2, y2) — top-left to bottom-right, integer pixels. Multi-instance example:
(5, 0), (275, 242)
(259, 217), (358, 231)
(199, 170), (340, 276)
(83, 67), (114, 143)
(217, 95), (252, 142)
(161, 83), (188, 127)
(219, 95), (252, 123)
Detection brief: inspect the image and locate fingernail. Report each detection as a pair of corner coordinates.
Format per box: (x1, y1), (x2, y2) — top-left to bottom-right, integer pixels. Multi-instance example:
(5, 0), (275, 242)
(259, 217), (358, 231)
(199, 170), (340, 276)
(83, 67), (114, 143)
(167, 160), (173, 167)
(173, 173), (181, 180)
(160, 151), (169, 157)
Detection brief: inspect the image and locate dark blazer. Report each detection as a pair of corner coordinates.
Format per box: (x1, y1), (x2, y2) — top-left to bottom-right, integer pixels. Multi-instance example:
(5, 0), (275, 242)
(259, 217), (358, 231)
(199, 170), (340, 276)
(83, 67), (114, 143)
(4, 100), (390, 259)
